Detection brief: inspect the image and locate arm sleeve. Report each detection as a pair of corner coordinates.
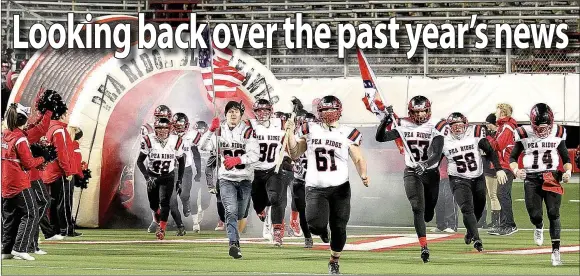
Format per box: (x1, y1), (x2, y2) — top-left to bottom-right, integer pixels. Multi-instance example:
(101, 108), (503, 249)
(557, 141), (571, 164)
(136, 152), (148, 178)
(424, 135), (444, 168)
(509, 141), (524, 163)
(375, 117), (401, 142)
(478, 138), (502, 171)
(192, 145), (202, 174)
(16, 138), (45, 170)
(240, 132), (260, 165)
(199, 131), (215, 152)
(53, 129), (74, 176)
(24, 111), (52, 143)
(177, 156), (185, 181)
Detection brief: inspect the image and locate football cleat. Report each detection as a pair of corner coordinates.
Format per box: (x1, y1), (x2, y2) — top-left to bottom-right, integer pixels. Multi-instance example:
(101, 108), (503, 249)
(534, 228), (544, 246)
(304, 238), (314, 248)
(290, 214), (302, 237)
(215, 221), (225, 231)
(147, 221), (158, 233)
(156, 228), (166, 240)
(183, 203), (191, 217)
(442, 228), (455, 233)
(45, 234), (65, 241)
(464, 232), (473, 245)
(11, 251), (35, 261)
(192, 223), (201, 233)
(229, 243), (242, 259)
(420, 246), (430, 263)
(500, 226), (519, 236)
(34, 249), (47, 255)
(551, 249), (562, 266)
(473, 240), (484, 252)
(320, 228), (330, 244)
(328, 261), (340, 275)
(176, 226), (186, 236)
(273, 226), (284, 247)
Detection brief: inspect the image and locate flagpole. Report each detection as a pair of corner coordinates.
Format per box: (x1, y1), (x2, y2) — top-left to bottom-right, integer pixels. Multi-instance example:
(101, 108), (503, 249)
(207, 20), (221, 187)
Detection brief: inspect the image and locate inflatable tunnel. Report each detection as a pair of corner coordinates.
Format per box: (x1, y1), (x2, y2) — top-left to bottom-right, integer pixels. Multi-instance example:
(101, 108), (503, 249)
(9, 15), (286, 227)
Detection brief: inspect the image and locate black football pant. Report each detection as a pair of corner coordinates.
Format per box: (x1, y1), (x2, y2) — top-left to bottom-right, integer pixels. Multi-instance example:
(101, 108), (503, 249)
(292, 178), (312, 238)
(215, 180), (225, 222)
(524, 174), (561, 241)
(181, 166), (211, 212)
(306, 182), (351, 252)
(48, 176), (75, 236)
(497, 169), (517, 228)
(449, 175), (487, 241)
(31, 180), (56, 250)
(252, 168), (292, 225)
(148, 172), (175, 224)
(2, 188), (38, 253)
(404, 167), (440, 239)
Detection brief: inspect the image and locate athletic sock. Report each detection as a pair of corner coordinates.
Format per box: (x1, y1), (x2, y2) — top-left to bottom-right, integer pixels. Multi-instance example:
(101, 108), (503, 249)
(419, 237), (427, 248)
(291, 211), (299, 221)
(159, 221), (167, 231)
(552, 240), (560, 251)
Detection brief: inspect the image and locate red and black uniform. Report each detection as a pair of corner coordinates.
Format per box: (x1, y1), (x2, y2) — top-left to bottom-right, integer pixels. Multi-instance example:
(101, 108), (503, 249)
(42, 120), (76, 236)
(2, 128), (43, 254)
(486, 116), (518, 232)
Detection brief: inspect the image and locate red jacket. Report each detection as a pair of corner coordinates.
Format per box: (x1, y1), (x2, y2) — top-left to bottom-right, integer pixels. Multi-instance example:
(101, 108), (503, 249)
(486, 116), (517, 170)
(71, 140), (84, 178)
(42, 120), (75, 183)
(2, 128), (44, 198)
(24, 111), (53, 181)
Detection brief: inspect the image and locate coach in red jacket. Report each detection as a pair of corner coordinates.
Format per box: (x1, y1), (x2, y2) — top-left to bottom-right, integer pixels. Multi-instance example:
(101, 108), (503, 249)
(1, 104), (50, 260)
(42, 106), (81, 237)
(486, 103), (518, 236)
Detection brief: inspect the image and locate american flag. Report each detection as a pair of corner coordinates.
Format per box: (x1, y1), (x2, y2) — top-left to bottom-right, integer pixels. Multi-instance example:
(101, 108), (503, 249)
(199, 27), (246, 100)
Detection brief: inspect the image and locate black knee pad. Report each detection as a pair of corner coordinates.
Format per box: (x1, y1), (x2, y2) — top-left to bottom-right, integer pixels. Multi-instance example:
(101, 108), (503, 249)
(267, 192), (282, 206)
(547, 207), (560, 221)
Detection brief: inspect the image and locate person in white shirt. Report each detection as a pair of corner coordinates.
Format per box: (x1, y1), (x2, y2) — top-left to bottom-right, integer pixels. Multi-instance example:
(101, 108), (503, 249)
(286, 95), (369, 275)
(198, 101), (259, 259)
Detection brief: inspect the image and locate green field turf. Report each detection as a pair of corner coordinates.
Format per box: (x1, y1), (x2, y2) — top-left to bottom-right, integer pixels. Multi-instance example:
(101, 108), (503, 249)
(2, 182), (579, 275)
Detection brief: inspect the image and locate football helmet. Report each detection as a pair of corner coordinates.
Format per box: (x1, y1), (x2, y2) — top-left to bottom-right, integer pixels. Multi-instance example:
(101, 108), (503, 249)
(447, 112), (468, 140)
(530, 103), (554, 138)
(171, 112), (189, 134)
(317, 95), (342, 124)
(154, 118), (171, 140)
(253, 99), (273, 122)
(273, 111), (289, 121)
(195, 120), (208, 134)
(408, 96), (432, 125)
(154, 105), (172, 120)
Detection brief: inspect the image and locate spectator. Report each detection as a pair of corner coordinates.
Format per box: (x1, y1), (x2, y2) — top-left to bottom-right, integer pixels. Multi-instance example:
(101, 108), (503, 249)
(482, 113), (501, 230)
(432, 157), (458, 233)
(487, 104), (518, 236)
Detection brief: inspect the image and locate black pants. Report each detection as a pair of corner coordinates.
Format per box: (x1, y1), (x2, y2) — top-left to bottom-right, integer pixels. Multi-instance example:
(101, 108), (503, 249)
(181, 166), (212, 213)
(148, 172), (175, 223)
(292, 178), (312, 238)
(252, 168), (292, 225)
(524, 174), (561, 241)
(449, 175), (487, 241)
(306, 182), (351, 252)
(435, 178), (458, 231)
(48, 176), (74, 236)
(2, 188), (38, 253)
(31, 180), (55, 249)
(403, 167), (440, 238)
(497, 169), (516, 228)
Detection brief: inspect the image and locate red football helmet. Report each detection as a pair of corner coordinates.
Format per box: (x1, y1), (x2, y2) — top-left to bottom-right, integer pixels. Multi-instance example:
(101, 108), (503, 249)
(154, 105), (172, 120)
(253, 99), (273, 122)
(408, 96), (432, 125)
(154, 118), (171, 140)
(530, 103), (554, 138)
(317, 95), (342, 124)
(447, 112), (468, 139)
(171, 112), (189, 135)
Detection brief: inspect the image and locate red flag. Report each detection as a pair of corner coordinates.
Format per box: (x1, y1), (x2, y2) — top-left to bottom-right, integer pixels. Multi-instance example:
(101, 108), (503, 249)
(357, 48), (404, 155)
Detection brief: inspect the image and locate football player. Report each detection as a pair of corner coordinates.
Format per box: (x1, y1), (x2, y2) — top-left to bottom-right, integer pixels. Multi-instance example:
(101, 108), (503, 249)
(198, 101), (260, 259)
(375, 96), (447, 263)
(510, 103), (572, 266)
(136, 118), (186, 240)
(286, 95), (369, 274)
(248, 99), (294, 246)
(441, 112), (507, 252)
(291, 112), (317, 248)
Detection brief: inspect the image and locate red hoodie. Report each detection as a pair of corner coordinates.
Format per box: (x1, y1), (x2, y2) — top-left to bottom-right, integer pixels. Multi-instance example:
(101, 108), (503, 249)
(23, 111), (53, 181)
(42, 120), (75, 183)
(486, 116), (517, 171)
(71, 140), (84, 178)
(2, 128), (45, 198)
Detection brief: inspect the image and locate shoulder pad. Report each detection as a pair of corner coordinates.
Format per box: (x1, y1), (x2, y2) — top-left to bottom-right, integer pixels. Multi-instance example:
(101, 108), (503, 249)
(516, 127), (528, 139)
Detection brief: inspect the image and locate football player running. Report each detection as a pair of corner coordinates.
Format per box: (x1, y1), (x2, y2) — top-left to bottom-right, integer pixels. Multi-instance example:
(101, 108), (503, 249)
(510, 103), (572, 266)
(249, 99), (294, 246)
(287, 95), (369, 274)
(441, 112), (507, 252)
(136, 118), (186, 240)
(375, 96), (447, 263)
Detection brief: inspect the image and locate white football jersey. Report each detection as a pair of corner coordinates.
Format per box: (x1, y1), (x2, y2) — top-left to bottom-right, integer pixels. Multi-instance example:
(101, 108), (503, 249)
(515, 125), (566, 173)
(394, 117), (448, 169)
(249, 118), (286, 171)
(443, 125), (486, 178)
(140, 134), (184, 175)
(300, 122), (362, 188)
(199, 121), (260, 182)
(180, 129), (202, 168)
(293, 153), (308, 181)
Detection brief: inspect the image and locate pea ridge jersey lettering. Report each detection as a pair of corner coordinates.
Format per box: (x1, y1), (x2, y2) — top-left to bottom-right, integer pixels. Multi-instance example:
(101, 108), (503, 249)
(515, 124), (566, 173)
(395, 117), (448, 169)
(249, 118), (285, 171)
(140, 134), (184, 175)
(443, 125), (485, 178)
(301, 122), (362, 188)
